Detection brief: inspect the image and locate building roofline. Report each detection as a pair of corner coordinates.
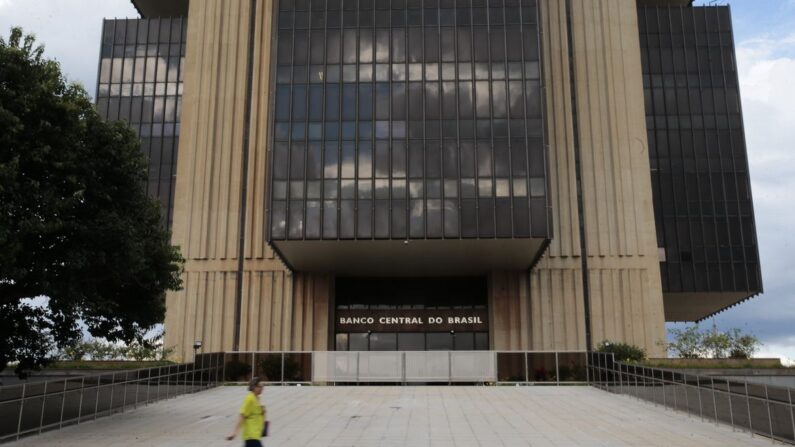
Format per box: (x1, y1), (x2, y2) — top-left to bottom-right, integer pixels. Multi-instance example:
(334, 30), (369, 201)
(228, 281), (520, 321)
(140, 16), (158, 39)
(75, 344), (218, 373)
(638, 0), (695, 6)
(129, 0), (699, 19)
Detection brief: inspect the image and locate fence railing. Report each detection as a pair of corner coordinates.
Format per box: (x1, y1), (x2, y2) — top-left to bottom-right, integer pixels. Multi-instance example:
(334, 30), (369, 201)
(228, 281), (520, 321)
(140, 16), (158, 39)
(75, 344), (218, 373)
(0, 350), (584, 442)
(221, 351), (588, 384)
(588, 352), (795, 445)
(0, 352), (224, 443)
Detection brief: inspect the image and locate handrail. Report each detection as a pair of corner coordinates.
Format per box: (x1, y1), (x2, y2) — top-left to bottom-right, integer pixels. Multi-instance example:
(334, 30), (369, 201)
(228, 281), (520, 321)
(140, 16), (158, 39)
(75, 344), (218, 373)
(0, 352), (224, 444)
(587, 351), (795, 445)
(1, 350), (588, 443)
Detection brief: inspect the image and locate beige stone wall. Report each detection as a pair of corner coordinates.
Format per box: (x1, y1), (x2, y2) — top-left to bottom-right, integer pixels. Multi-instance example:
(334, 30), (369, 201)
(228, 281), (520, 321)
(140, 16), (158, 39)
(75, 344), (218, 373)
(489, 0), (666, 356)
(164, 0), (333, 360)
(523, 0), (665, 355)
(166, 0), (666, 359)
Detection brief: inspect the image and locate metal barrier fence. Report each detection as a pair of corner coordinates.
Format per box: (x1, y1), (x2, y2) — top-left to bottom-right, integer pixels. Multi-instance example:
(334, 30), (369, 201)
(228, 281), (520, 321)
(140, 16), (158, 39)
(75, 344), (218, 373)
(0, 350), (585, 442)
(222, 351), (588, 384)
(0, 353), (224, 443)
(588, 352), (795, 445)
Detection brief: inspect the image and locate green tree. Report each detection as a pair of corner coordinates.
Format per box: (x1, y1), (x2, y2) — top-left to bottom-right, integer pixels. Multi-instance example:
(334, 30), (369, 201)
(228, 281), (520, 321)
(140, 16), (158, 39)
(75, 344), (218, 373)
(665, 326), (704, 359)
(727, 328), (760, 359)
(702, 326), (732, 359)
(0, 28), (183, 377)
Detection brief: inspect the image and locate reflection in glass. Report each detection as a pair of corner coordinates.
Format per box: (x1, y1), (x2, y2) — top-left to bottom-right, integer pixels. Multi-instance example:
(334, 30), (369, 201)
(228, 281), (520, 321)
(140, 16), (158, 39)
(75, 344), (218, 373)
(398, 333), (425, 351)
(349, 333), (368, 351)
(369, 333), (397, 351)
(427, 333), (453, 350)
(271, 1), (546, 241)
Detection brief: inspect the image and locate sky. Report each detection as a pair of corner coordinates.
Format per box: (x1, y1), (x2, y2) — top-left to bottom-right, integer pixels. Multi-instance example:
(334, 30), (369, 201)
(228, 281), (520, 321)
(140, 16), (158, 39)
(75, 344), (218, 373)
(1, 0), (793, 363)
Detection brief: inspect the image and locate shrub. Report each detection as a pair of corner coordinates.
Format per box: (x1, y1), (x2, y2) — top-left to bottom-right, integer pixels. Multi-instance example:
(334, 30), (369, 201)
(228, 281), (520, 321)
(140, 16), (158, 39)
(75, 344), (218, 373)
(663, 326), (762, 360)
(702, 329), (732, 359)
(665, 326), (704, 359)
(59, 342), (91, 361)
(57, 332), (173, 362)
(596, 340), (646, 363)
(83, 339), (122, 360)
(728, 329), (760, 359)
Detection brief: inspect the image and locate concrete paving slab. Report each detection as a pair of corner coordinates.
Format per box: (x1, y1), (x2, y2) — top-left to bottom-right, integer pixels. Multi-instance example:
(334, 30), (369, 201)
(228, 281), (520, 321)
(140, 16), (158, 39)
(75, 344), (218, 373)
(8, 386), (772, 446)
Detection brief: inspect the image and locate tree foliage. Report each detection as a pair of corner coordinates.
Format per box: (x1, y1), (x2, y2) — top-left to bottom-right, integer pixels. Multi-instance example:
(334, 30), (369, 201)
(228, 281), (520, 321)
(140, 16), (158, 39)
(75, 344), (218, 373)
(663, 325), (762, 360)
(665, 326), (703, 358)
(0, 28), (183, 376)
(58, 331), (174, 362)
(727, 329), (760, 360)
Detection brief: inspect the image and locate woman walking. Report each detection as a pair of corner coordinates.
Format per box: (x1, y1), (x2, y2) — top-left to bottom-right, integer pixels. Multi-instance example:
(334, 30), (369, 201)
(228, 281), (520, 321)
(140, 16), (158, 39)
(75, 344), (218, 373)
(226, 377), (267, 446)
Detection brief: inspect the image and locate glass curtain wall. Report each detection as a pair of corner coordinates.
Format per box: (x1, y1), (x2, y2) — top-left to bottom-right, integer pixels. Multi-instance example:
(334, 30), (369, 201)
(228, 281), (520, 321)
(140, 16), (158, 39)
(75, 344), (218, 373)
(96, 18), (186, 228)
(270, 0), (547, 241)
(639, 6), (761, 295)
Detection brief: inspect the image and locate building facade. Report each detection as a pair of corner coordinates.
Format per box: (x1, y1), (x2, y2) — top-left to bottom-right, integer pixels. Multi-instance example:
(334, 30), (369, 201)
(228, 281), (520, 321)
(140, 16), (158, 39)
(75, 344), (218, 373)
(98, 0), (761, 360)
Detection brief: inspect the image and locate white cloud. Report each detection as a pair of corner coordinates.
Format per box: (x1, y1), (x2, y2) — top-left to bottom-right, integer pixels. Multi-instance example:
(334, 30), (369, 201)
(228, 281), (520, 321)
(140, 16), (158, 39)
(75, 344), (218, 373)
(756, 336), (795, 367)
(737, 33), (795, 290)
(0, 0), (138, 96)
(694, 28), (795, 363)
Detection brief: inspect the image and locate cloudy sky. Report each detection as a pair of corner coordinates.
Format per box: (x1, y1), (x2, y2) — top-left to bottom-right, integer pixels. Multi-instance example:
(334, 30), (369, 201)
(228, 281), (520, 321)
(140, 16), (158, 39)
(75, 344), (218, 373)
(1, 0), (793, 362)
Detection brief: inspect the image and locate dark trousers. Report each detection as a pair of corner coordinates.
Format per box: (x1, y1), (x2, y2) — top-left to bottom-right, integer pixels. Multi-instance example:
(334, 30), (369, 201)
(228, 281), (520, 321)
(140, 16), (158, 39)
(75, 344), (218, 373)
(244, 440), (262, 447)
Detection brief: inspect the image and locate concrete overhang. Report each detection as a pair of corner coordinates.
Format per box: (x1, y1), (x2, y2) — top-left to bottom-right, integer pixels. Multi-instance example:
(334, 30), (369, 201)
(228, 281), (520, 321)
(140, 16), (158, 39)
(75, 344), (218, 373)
(272, 239), (548, 276)
(130, 0), (189, 18)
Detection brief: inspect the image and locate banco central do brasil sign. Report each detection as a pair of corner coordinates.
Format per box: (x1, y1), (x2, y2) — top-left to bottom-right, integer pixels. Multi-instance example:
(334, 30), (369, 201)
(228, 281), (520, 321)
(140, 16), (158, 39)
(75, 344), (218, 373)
(335, 309), (488, 332)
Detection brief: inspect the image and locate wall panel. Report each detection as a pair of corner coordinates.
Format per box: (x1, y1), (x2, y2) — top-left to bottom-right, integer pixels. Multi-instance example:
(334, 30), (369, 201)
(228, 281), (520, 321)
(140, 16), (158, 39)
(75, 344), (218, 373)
(164, 0), (331, 360)
(513, 0), (665, 356)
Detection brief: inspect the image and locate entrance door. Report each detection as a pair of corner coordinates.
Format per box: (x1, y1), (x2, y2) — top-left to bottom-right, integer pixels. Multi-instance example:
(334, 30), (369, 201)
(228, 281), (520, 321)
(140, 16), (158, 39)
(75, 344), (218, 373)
(334, 277), (489, 351)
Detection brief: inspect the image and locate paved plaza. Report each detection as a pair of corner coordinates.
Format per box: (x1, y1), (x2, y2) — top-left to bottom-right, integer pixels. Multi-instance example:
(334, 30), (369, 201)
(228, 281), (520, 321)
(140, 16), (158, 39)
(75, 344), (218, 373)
(10, 386), (770, 446)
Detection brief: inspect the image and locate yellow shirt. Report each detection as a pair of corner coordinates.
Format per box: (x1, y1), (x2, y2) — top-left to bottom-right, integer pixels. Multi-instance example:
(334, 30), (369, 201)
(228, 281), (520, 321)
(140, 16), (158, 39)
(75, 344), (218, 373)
(239, 391), (265, 441)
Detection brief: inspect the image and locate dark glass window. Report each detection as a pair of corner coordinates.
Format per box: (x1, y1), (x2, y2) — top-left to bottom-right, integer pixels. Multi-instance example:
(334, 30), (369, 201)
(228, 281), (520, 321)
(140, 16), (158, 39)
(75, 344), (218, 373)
(271, 1), (546, 241)
(427, 333), (453, 350)
(639, 6), (761, 296)
(95, 18), (185, 228)
(369, 333), (397, 350)
(398, 333), (425, 351)
(349, 333), (369, 351)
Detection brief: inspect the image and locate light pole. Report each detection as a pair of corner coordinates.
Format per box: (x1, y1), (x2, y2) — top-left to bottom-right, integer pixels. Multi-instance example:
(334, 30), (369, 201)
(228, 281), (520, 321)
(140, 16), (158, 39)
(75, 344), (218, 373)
(192, 340), (203, 361)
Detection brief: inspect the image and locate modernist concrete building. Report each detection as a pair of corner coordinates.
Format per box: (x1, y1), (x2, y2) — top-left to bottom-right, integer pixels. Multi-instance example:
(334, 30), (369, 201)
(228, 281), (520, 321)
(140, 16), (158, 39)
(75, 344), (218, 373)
(96, 0), (761, 360)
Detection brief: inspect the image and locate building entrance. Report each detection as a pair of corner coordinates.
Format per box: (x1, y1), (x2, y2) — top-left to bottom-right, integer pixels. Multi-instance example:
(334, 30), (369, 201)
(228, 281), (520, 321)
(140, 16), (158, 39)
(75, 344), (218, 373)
(334, 277), (489, 351)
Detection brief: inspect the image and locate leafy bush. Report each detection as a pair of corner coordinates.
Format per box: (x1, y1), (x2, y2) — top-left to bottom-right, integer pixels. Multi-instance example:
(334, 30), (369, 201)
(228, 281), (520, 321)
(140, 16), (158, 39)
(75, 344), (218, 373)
(596, 341), (646, 363)
(57, 331), (174, 362)
(663, 325), (761, 359)
(702, 329), (732, 359)
(60, 342), (91, 361)
(665, 326), (703, 358)
(728, 329), (760, 359)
